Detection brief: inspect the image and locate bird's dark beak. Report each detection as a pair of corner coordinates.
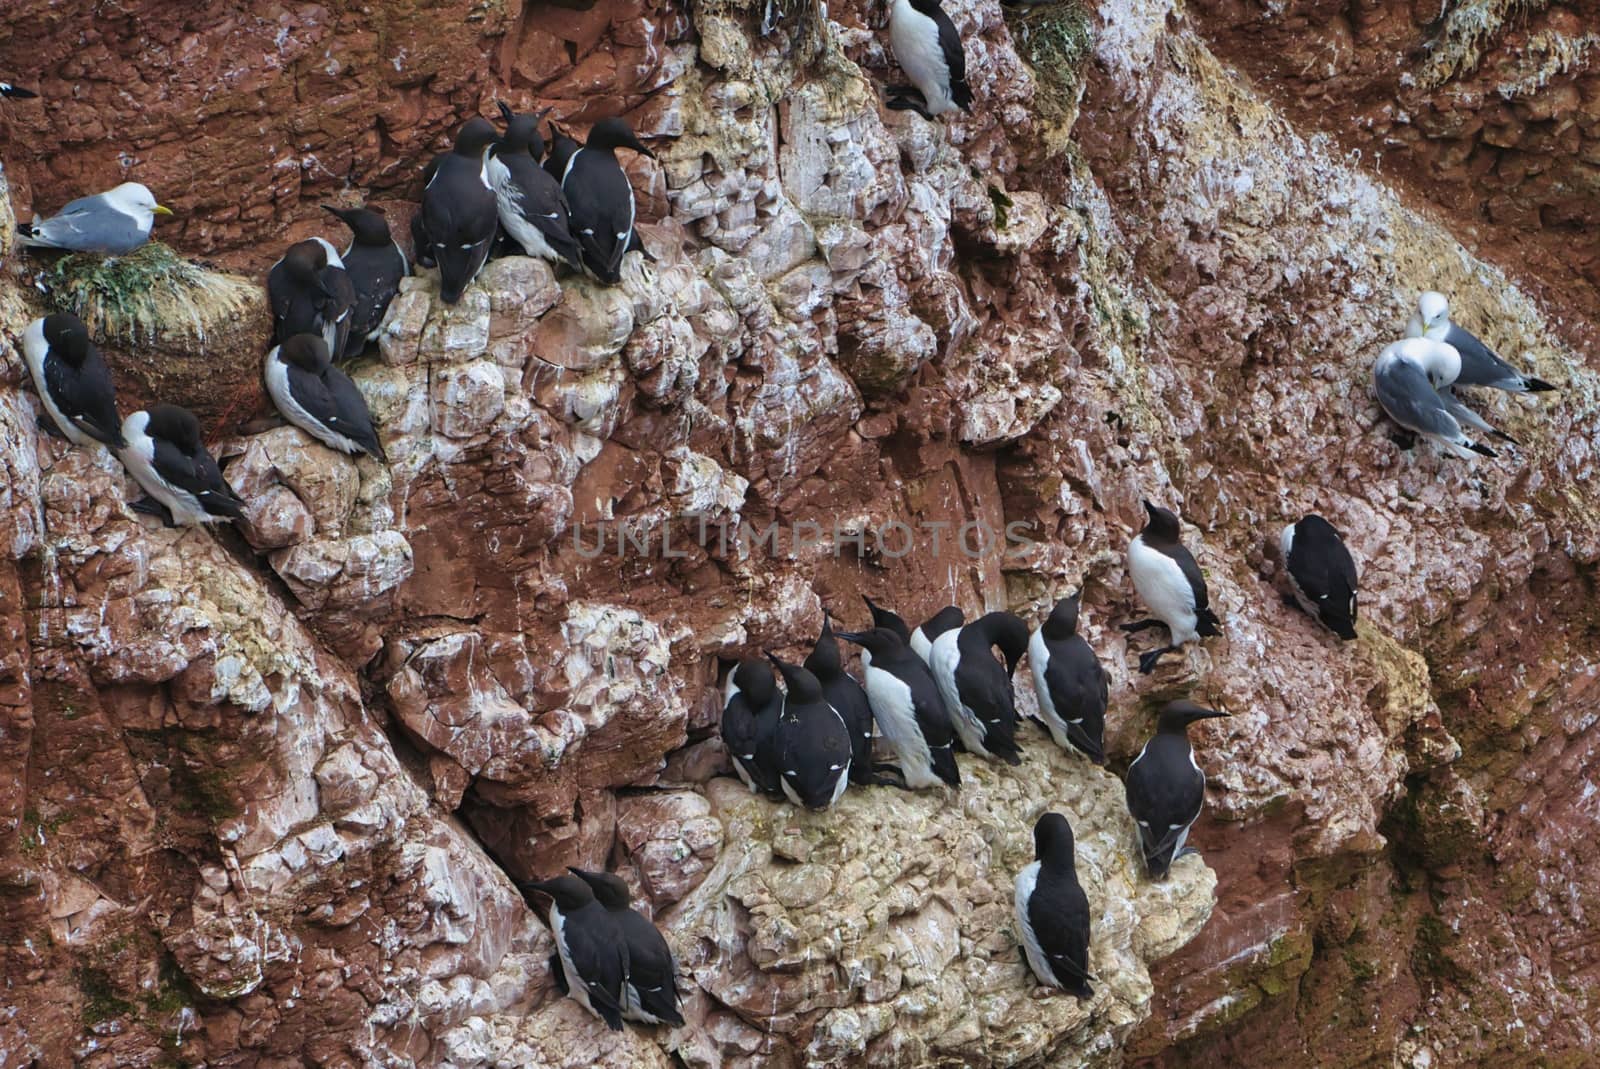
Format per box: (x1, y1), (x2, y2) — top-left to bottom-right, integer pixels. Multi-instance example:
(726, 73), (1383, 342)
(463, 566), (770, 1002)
(833, 630), (867, 644)
(627, 134), (656, 159)
(523, 878), (559, 896)
(1142, 499), (1157, 516)
(321, 204), (350, 224)
(764, 651), (782, 668)
(497, 100), (515, 124)
(1197, 706), (1230, 720)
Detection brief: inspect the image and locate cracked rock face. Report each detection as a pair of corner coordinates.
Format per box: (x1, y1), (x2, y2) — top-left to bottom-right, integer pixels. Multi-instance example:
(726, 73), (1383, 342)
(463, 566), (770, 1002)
(1, 1), (1599, 1068)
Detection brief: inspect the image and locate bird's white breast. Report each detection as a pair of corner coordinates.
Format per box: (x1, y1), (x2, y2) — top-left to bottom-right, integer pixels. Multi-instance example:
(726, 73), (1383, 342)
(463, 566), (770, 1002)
(890, 0), (956, 114)
(1013, 861), (1054, 986)
(862, 663), (937, 788)
(1129, 535), (1199, 642)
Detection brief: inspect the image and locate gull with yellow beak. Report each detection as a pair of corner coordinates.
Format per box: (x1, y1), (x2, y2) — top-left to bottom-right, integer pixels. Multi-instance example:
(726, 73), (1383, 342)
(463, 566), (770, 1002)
(18, 182), (173, 255)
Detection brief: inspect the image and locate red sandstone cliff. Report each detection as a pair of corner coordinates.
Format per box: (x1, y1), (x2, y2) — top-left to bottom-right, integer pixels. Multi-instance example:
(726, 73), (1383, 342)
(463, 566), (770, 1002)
(1, 1), (1598, 1067)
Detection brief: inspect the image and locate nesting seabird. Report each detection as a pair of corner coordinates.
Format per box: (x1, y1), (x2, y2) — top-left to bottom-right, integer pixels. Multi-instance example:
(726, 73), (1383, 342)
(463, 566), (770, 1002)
(561, 117), (656, 285)
(517, 875), (628, 1031)
(1123, 501), (1223, 674)
(1280, 515), (1358, 640)
(421, 116), (501, 304)
(264, 335), (387, 462)
(928, 611), (1030, 765)
(767, 653), (853, 809)
(805, 612), (879, 787)
(119, 404), (245, 526)
(1015, 812), (1095, 998)
(887, 0), (974, 119)
(489, 103), (584, 271)
(1029, 593), (1109, 764)
(322, 205), (408, 359)
(268, 238), (356, 358)
(910, 605), (963, 665)
(836, 626), (960, 789)
(1124, 701), (1229, 880)
(18, 182), (172, 255)
(1373, 338), (1501, 459)
(1407, 291), (1555, 394)
(22, 312), (125, 450)
(567, 868), (684, 1027)
(721, 658), (783, 797)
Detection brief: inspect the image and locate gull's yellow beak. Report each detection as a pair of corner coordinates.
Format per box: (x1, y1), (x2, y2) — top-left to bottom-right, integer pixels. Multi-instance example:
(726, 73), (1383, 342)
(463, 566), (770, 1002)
(152, 204), (174, 217)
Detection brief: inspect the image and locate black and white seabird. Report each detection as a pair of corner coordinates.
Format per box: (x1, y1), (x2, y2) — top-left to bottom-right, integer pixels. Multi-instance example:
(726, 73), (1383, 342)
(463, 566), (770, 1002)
(560, 116), (655, 285)
(928, 610), (1030, 765)
(1408, 291), (1556, 394)
(544, 120), (580, 183)
(887, 0), (974, 120)
(567, 868), (684, 1027)
(489, 103), (584, 272)
(18, 182), (172, 255)
(806, 612), (877, 787)
(268, 237), (356, 359)
(721, 658), (783, 797)
(422, 116), (501, 304)
(322, 205), (408, 359)
(1124, 700), (1229, 880)
(517, 874), (628, 1031)
(264, 335), (388, 462)
(1029, 593), (1108, 764)
(1280, 515), (1358, 640)
(1373, 339), (1501, 459)
(1015, 812), (1095, 998)
(1123, 501), (1223, 674)
(835, 626), (960, 790)
(22, 312), (125, 450)
(910, 605), (963, 665)
(118, 404), (245, 526)
(1, 82), (38, 99)
(767, 653), (853, 809)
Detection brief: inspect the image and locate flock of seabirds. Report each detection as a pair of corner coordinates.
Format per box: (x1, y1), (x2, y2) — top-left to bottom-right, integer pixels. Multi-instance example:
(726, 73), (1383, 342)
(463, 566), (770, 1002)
(1, 0), (1562, 1039)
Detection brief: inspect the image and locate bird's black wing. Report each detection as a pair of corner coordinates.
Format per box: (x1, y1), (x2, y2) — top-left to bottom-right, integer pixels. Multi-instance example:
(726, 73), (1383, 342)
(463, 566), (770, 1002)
(823, 675), (875, 785)
(778, 706), (851, 807)
(1124, 741), (1204, 876)
(322, 365), (387, 461)
(618, 910), (684, 1026)
(933, 6), (973, 111)
(1028, 878), (1094, 995)
(423, 156), (498, 302)
(505, 155), (585, 271)
(46, 354), (123, 448)
(900, 658), (960, 786)
(954, 654), (1021, 764)
(564, 154), (632, 283)
(341, 245), (406, 356)
(1043, 641), (1106, 762)
(563, 907), (628, 1030)
(153, 438), (244, 520)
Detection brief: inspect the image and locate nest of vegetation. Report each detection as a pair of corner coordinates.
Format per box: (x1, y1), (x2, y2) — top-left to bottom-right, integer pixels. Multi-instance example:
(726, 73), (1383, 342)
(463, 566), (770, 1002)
(41, 242), (261, 350)
(1005, 1), (1095, 139)
(1415, 0), (1545, 89)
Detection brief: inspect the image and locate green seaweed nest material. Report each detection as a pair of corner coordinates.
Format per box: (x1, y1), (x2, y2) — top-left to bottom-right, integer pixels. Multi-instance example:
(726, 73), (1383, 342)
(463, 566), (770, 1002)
(1006, 1), (1095, 131)
(41, 241), (259, 349)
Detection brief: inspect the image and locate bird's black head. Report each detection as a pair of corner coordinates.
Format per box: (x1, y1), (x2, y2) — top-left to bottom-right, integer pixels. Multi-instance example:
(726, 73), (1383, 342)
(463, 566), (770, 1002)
(1156, 700), (1229, 734)
(586, 116), (656, 159)
(730, 658), (777, 707)
(861, 596), (911, 643)
(567, 867), (632, 910)
(284, 239), (330, 285)
(453, 116), (500, 156)
(520, 874), (595, 912)
(921, 606), (964, 643)
(1140, 500), (1182, 543)
(1033, 811), (1077, 868)
(832, 625), (907, 658)
(975, 611), (1030, 674)
(547, 120), (578, 153)
(41, 312), (93, 367)
(497, 102), (550, 158)
(805, 611), (842, 679)
(1042, 593), (1081, 639)
(767, 652), (823, 705)
(279, 334), (332, 373)
(323, 204), (392, 247)
(144, 403), (204, 453)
